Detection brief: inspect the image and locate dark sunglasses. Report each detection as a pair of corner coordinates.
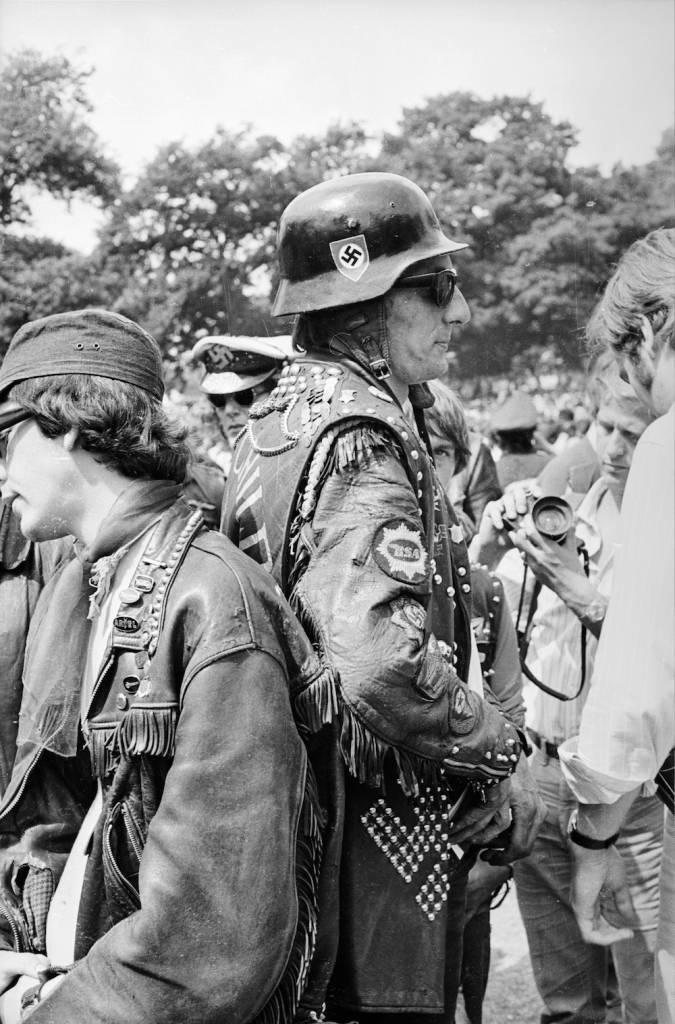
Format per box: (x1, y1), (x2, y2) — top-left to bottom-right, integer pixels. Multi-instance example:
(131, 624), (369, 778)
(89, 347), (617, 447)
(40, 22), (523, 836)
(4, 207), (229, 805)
(207, 383), (270, 410)
(393, 268), (458, 308)
(0, 404), (32, 458)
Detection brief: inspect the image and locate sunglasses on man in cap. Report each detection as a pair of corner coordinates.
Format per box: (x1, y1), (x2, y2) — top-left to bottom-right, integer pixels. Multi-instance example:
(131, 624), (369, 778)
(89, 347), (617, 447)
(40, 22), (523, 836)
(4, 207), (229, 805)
(0, 402), (32, 458)
(0, 402), (31, 434)
(207, 380), (274, 410)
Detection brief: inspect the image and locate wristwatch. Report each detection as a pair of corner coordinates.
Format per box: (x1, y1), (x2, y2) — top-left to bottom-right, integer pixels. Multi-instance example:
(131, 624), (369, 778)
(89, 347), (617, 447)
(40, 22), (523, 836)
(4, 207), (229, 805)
(579, 596), (608, 626)
(567, 809), (619, 849)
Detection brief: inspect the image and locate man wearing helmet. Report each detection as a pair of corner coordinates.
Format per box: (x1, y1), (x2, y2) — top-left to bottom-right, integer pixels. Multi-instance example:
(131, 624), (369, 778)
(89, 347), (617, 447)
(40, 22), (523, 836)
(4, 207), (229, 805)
(222, 173), (541, 1022)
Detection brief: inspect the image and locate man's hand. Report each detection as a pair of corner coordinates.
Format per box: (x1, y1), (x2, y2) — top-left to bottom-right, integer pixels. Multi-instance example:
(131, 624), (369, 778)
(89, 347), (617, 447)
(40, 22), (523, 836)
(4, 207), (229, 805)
(448, 779), (512, 847)
(0, 951), (49, 996)
(480, 753), (547, 865)
(569, 844), (636, 945)
(469, 484), (539, 569)
(509, 517), (582, 592)
(509, 519), (607, 637)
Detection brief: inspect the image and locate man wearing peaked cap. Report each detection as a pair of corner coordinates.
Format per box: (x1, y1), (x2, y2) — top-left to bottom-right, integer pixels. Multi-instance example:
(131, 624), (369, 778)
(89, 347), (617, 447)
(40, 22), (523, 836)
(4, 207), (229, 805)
(222, 173), (541, 1023)
(0, 308), (328, 1023)
(191, 335), (292, 462)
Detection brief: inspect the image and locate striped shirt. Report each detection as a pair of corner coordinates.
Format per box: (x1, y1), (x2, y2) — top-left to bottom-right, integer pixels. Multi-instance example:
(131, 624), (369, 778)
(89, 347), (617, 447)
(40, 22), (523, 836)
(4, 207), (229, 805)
(499, 478), (619, 744)
(560, 406), (675, 802)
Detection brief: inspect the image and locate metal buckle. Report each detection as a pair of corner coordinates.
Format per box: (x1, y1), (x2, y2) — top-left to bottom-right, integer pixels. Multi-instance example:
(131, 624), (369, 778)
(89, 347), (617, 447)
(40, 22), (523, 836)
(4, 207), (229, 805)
(370, 357), (390, 380)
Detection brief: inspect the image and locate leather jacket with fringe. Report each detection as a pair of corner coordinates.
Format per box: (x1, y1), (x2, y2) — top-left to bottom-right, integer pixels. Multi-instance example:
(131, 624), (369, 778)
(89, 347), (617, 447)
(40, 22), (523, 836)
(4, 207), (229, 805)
(0, 499), (324, 1024)
(222, 354), (521, 1013)
(223, 353), (521, 787)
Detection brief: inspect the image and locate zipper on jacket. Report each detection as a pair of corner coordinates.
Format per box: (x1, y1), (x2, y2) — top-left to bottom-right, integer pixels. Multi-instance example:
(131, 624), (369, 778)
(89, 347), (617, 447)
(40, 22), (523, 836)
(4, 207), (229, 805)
(121, 803), (144, 863)
(84, 652), (115, 726)
(0, 895), (30, 952)
(0, 749), (42, 820)
(103, 814), (141, 906)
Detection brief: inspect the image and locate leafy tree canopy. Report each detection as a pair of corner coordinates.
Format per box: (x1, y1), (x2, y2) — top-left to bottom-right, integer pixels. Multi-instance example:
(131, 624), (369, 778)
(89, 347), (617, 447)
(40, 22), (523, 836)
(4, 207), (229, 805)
(2, 59), (672, 379)
(96, 122), (374, 347)
(0, 49), (119, 227)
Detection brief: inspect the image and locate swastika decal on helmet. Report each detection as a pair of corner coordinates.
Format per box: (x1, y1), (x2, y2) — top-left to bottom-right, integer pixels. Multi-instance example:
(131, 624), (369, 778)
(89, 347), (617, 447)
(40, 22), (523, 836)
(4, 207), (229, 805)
(329, 234), (370, 281)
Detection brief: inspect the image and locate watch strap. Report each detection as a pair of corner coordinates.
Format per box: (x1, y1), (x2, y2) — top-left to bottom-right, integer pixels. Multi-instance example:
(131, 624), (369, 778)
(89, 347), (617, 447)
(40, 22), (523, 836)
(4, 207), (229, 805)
(568, 825), (619, 850)
(567, 808), (619, 849)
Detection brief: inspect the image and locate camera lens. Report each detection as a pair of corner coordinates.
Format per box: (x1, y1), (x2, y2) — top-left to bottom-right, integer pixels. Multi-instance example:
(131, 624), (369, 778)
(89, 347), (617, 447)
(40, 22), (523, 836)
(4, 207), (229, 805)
(531, 496), (574, 544)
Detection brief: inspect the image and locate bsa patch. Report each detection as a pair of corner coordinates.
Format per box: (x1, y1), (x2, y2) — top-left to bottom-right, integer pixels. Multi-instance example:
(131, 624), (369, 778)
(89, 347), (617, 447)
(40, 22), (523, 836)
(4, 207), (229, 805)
(329, 234), (369, 282)
(450, 524), (465, 544)
(373, 519), (428, 584)
(448, 684), (476, 735)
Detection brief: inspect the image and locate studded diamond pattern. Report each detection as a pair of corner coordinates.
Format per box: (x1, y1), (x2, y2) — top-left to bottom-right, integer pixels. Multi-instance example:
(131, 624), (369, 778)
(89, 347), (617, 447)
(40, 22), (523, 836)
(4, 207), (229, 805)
(360, 784), (462, 921)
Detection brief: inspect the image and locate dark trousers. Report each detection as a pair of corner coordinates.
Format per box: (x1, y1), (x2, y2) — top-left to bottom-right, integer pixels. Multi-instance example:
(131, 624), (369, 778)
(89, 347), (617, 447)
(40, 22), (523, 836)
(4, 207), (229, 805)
(327, 852), (475, 1024)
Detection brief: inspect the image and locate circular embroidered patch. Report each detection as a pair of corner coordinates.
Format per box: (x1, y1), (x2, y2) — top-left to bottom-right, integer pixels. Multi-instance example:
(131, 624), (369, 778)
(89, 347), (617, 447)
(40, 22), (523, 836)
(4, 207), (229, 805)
(373, 519), (429, 584)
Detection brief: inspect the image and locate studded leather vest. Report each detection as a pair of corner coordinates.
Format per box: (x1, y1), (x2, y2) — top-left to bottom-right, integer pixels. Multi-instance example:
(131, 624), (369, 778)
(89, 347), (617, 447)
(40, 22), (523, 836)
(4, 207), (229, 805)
(224, 355), (523, 1013)
(224, 353), (472, 677)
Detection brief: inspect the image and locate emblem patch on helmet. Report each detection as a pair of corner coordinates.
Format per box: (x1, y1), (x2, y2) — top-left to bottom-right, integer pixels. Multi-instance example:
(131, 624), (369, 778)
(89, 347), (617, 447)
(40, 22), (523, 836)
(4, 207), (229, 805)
(329, 234), (370, 282)
(373, 519), (428, 583)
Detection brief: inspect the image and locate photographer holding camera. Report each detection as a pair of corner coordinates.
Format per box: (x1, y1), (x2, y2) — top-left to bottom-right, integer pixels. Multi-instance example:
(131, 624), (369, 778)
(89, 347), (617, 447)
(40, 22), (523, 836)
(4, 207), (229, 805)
(469, 373), (663, 1024)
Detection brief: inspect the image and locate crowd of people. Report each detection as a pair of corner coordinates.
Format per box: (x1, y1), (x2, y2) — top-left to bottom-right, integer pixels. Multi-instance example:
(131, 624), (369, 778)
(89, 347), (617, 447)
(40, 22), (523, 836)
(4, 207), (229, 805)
(0, 172), (671, 1024)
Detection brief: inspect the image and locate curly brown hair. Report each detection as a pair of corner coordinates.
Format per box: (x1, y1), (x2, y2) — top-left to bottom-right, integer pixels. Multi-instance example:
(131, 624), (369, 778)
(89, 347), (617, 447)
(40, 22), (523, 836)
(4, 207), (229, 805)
(10, 374), (189, 482)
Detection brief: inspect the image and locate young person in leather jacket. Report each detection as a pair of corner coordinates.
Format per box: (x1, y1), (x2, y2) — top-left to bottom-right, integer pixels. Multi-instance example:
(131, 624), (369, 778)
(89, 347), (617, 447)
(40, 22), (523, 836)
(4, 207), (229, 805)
(0, 309), (326, 1024)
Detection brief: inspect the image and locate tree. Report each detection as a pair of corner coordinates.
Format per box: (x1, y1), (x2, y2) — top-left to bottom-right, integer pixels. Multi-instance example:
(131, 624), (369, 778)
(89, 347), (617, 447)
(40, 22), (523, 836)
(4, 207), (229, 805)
(374, 93), (583, 372)
(0, 50), (121, 355)
(0, 235), (119, 346)
(497, 127), (675, 370)
(96, 123), (374, 352)
(372, 94), (673, 375)
(0, 49), (119, 227)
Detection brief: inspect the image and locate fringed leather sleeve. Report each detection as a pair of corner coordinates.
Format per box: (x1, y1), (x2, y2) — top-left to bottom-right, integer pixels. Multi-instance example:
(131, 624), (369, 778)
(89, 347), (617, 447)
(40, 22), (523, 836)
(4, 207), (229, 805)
(27, 650), (312, 1024)
(289, 425), (521, 795)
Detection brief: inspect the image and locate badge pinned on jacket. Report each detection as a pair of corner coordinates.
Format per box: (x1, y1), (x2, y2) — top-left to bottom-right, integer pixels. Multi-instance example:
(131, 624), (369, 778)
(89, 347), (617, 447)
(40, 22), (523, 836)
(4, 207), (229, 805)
(373, 519), (429, 584)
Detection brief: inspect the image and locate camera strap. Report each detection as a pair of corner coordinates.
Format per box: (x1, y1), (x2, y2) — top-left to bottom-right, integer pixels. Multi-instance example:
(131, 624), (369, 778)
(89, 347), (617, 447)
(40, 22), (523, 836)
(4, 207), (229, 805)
(516, 550), (589, 702)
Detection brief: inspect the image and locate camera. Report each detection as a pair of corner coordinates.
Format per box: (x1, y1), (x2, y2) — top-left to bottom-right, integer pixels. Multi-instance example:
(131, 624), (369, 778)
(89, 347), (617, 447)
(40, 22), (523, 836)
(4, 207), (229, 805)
(530, 495), (575, 544)
(503, 493), (575, 545)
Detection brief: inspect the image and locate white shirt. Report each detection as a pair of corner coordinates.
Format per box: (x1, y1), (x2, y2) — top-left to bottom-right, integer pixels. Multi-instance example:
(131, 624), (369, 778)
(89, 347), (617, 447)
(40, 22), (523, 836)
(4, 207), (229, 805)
(560, 407), (675, 802)
(499, 479), (618, 744)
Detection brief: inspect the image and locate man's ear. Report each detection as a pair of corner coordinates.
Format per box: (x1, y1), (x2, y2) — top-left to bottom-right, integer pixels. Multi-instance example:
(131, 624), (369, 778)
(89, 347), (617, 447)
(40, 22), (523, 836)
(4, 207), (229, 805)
(62, 427), (79, 452)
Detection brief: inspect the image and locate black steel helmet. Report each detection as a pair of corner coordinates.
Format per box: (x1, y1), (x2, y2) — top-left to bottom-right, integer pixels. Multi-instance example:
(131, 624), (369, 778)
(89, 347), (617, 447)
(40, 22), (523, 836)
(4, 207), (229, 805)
(272, 172), (467, 316)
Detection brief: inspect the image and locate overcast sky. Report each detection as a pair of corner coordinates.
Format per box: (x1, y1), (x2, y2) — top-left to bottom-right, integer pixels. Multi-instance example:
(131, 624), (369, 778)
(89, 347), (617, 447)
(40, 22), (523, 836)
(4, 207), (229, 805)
(2, 0), (673, 251)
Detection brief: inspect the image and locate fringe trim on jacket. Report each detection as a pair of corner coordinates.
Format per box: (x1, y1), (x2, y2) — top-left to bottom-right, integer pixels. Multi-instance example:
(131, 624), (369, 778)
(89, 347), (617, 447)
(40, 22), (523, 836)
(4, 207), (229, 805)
(252, 764), (324, 1024)
(87, 705), (177, 778)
